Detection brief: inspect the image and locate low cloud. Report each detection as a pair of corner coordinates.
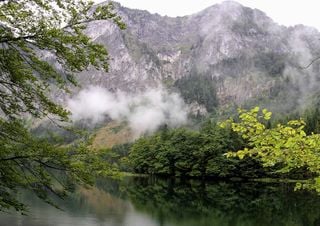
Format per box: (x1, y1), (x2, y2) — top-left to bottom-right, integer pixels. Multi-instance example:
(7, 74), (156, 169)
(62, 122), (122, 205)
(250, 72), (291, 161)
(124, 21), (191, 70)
(67, 86), (188, 136)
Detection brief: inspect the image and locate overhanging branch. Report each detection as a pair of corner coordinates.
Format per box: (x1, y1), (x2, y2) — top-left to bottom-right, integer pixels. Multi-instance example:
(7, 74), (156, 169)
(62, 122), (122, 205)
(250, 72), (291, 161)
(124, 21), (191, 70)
(300, 56), (320, 69)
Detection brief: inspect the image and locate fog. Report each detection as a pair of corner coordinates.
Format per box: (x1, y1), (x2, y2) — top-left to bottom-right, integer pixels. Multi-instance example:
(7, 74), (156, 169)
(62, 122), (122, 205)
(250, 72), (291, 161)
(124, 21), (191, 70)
(67, 86), (188, 136)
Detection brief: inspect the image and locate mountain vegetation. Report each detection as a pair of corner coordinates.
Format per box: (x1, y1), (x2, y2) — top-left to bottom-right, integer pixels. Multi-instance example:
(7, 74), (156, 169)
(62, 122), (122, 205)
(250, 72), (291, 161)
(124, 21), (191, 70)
(174, 75), (219, 112)
(223, 107), (320, 191)
(79, 1), (320, 117)
(107, 106), (316, 192)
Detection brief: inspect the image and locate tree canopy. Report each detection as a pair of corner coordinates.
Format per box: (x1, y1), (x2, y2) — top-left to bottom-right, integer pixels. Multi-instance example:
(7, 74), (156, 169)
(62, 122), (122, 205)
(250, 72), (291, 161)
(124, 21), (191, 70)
(128, 123), (269, 178)
(222, 107), (320, 191)
(127, 107), (320, 184)
(0, 0), (125, 119)
(0, 0), (125, 212)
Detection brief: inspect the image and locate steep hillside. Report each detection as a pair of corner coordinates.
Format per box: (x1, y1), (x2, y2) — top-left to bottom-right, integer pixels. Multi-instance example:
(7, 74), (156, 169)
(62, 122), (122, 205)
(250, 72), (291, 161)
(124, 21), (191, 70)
(65, 0), (320, 118)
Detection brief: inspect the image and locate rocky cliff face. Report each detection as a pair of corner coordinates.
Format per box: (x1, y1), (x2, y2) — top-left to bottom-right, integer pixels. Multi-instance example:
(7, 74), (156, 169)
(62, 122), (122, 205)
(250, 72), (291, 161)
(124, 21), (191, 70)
(77, 0), (320, 113)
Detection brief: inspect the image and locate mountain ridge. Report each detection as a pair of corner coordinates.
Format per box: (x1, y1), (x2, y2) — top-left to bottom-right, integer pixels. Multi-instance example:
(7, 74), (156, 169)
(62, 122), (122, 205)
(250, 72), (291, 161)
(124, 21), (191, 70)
(75, 0), (320, 114)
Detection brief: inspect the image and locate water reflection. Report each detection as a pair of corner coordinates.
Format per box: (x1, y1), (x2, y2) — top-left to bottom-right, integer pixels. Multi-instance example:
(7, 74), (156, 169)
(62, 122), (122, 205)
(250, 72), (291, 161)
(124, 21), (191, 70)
(1, 177), (320, 226)
(118, 177), (320, 226)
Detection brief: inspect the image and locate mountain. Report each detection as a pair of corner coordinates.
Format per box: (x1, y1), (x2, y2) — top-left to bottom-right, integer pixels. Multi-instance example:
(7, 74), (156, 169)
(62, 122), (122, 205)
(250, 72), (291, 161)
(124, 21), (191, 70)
(77, 0), (320, 114)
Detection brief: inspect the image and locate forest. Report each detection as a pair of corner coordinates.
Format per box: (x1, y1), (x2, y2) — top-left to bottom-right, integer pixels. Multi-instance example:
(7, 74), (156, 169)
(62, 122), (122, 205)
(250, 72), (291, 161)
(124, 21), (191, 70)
(102, 106), (320, 189)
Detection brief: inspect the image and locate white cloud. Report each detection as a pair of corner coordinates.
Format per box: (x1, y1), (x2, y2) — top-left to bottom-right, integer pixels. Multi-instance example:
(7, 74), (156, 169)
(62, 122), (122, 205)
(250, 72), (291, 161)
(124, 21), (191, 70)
(67, 86), (188, 136)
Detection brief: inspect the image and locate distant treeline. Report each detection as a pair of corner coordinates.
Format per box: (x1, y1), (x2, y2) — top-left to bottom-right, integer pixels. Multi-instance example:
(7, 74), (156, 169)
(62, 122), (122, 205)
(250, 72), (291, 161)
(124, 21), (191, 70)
(101, 105), (320, 179)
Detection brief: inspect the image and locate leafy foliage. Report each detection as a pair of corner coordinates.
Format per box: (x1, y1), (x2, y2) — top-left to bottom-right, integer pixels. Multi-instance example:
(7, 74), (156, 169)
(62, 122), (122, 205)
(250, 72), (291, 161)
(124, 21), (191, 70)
(0, 0), (124, 120)
(128, 123), (268, 178)
(222, 107), (320, 191)
(0, 119), (117, 212)
(0, 0), (125, 212)
(98, 143), (133, 173)
(303, 106), (320, 135)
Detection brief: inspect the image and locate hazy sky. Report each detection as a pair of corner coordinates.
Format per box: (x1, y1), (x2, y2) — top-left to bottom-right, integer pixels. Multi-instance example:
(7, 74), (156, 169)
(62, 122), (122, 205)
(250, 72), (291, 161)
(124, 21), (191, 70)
(95, 0), (320, 30)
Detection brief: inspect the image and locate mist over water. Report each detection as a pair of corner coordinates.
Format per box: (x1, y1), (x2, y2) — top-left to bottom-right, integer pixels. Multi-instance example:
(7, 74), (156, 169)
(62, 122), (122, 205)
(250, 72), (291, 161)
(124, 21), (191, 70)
(67, 86), (188, 136)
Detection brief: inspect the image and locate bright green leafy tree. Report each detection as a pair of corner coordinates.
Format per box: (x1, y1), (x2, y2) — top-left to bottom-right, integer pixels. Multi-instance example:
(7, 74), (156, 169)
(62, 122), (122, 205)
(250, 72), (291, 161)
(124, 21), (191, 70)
(0, 0), (125, 212)
(222, 107), (320, 191)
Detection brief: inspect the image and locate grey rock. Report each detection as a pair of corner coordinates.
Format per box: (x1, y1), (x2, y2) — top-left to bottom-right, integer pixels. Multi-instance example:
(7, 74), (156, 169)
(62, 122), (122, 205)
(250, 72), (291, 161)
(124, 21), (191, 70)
(74, 0), (320, 113)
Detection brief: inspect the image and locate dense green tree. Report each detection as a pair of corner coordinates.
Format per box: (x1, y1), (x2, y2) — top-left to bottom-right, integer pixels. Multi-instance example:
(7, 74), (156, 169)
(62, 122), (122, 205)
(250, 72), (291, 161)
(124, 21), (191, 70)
(0, 0), (125, 212)
(129, 128), (200, 176)
(193, 121), (236, 177)
(129, 116), (317, 179)
(222, 107), (320, 191)
(303, 107), (320, 135)
(128, 123), (267, 178)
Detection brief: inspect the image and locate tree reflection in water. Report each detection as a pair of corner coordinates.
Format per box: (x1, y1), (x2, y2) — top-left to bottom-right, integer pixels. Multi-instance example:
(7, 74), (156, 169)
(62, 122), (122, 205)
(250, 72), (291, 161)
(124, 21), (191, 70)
(1, 177), (320, 226)
(105, 177), (320, 226)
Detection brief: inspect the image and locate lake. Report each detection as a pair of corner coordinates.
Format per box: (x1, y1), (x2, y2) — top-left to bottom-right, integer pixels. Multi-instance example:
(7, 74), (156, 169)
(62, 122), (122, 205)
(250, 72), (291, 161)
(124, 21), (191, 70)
(0, 177), (320, 226)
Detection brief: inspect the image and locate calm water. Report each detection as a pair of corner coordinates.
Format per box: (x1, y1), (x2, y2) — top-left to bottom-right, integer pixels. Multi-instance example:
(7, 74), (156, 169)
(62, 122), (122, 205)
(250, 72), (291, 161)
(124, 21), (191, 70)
(1, 177), (320, 226)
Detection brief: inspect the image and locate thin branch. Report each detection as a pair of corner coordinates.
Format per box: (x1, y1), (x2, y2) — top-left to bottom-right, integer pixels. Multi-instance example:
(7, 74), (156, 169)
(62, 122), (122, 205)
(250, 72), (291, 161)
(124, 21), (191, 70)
(63, 18), (95, 30)
(35, 159), (69, 171)
(0, 17), (96, 44)
(0, 34), (37, 44)
(299, 56), (320, 69)
(0, 156), (31, 161)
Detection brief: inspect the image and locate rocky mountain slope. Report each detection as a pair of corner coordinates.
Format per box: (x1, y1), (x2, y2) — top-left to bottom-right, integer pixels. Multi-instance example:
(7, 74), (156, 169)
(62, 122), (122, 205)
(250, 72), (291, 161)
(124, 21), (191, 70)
(78, 0), (320, 114)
